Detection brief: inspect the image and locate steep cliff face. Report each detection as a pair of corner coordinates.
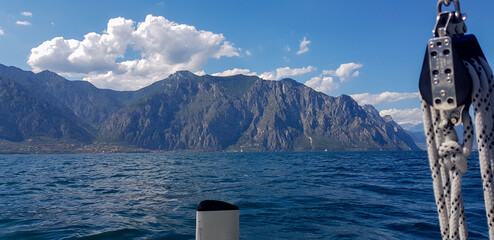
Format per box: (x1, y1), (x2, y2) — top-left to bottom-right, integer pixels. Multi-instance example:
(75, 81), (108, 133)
(0, 76), (93, 142)
(99, 72), (419, 151)
(0, 64), (126, 127)
(99, 74), (257, 151)
(231, 80), (418, 151)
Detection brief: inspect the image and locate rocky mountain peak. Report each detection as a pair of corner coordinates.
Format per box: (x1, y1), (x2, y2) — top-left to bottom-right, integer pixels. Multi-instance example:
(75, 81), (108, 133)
(36, 69), (63, 78)
(168, 70), (197, 80)
(382, 115), (394, 123)
(279, 78), (302, 86)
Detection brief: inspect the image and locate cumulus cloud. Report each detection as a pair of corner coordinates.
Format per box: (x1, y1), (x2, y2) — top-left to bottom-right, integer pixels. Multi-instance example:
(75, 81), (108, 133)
(27, 14), (240, 90)
(296, 37), (310, 55)
(212, 68), (257, 77)
(305, 76), (339, 93)
(211, 66), (316, 79)
(16, 21), (31, 26)
(0, 28), (4, 36)
(259, 66), (316, 80)
(303, 62), (363, 94)
(194, 70), (206, 76)
(245, 50), (252, 56)
(323, 62), (362, 82)
(379, 108), (423, 125)
(350, 91), (420, 106)
(22, 11), (33, 17)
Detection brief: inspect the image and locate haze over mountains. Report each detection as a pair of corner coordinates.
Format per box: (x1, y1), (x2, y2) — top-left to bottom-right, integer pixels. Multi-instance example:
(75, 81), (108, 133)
(0, 64), (419, 153)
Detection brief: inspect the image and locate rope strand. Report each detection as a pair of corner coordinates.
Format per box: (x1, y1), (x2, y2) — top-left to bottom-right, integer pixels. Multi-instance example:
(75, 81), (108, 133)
(465, 58), (494, 239)
(423, 56), (494, 239)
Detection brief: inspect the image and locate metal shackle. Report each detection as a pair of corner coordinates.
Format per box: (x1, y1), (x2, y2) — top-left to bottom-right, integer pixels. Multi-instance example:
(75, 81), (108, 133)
(437, 0), (462, 19)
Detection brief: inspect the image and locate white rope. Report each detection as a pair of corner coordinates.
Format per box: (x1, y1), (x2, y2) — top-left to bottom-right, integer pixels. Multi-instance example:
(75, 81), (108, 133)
(465, 57), (494, 239)
(422, 56), (494, 239)
(422, 102), (472, 239)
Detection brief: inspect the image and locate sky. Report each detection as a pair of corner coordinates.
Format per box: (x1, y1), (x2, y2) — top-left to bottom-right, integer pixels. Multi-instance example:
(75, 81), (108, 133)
(1, 0), (493, 127)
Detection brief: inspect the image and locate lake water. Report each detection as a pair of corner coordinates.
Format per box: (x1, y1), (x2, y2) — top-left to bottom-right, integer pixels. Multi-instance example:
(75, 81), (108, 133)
(0, 152), (489, 239)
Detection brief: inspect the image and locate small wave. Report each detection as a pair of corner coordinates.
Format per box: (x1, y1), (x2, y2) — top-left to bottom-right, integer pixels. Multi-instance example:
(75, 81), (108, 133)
(5, 181), (19, 186)
(78, 228), (149, 240)
(410, 221), (438, 231)
(0, 218), (18, 228)
(110, 174), (127, 178)
(236, 200), (281, 210)
(3, 229), (53, 239)
(102, 189), (120, 194)
(387, 221), (440, 239)
(53, 179), (74, 185)
(22, 186), (44, 192)
(331, 232), (360, 239)
(354, 183), (403, 196)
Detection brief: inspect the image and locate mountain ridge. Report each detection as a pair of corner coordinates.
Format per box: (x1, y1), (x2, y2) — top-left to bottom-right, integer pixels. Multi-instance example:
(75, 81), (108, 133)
(0, 64), (419, 153)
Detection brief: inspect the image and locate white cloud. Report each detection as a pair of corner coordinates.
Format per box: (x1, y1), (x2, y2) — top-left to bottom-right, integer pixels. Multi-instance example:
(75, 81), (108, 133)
(323, 62), (362, 82)
(296, 37), (310, 55)
(16, 21), (31, 26)
(22, 11), (33, 17)
(212, 66), (315, 79)
(350, 92), (420, 106)
(301, 62), (363, 93)
(27, 14), (240, 90)
(212, 68), (257, 77)
(194, 70), (206, 76)
(259, 66), (316, 80)
(379, 108), (423, 125)
(0, 28), (4, 36)
(305, 76), (339, 93)
(245, 50), (251, 56)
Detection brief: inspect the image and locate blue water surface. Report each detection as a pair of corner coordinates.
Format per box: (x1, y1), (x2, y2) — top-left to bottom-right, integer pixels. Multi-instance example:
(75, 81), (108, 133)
(0, 152), (489, 239)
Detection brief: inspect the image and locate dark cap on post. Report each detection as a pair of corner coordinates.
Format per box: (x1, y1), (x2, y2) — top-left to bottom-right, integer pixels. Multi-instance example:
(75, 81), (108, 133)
(197, 200), (239, 211)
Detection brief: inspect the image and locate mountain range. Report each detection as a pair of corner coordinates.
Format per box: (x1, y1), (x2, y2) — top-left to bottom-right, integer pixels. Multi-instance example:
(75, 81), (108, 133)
(0, 63), (419, 153)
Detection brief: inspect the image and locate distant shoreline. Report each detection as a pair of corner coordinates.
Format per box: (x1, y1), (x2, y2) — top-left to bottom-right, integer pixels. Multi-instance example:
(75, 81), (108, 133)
(0, 140), (425, 155)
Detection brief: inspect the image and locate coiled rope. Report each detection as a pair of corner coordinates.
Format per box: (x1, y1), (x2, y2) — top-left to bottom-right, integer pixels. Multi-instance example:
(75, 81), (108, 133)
(422, 56), (494, 239)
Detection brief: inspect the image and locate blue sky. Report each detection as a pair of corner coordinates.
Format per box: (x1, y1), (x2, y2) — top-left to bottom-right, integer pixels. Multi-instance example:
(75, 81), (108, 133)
(1, 0), (493, 126)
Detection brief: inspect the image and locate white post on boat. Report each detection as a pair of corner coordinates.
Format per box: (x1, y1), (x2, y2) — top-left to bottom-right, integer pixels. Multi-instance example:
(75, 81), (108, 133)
(196, 200), (239, 240)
